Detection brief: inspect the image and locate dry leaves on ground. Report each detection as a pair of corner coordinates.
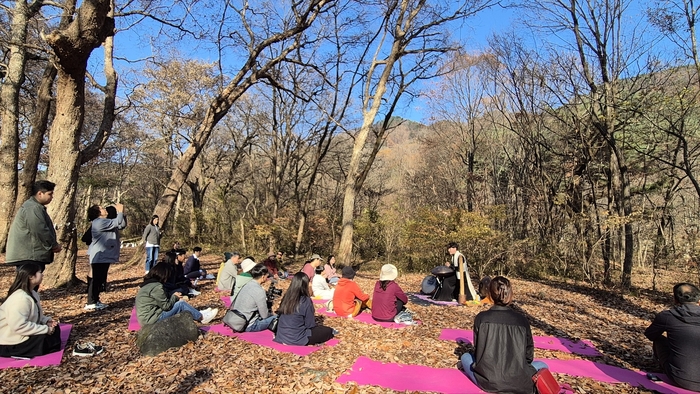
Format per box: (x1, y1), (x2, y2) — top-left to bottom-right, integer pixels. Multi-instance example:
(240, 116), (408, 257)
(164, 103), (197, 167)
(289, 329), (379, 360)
(0, 250), (685, 393)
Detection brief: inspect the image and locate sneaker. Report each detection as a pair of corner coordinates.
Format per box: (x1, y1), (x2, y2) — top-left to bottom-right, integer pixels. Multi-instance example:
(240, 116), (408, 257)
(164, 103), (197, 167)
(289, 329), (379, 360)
(95, 302), (109, 310)
(84, 304), (96, 311)
(72, 342), (104, 357)
(200, 308), (218, 324)
(205, 274), (215, 280)
(189, 289), (201, 296)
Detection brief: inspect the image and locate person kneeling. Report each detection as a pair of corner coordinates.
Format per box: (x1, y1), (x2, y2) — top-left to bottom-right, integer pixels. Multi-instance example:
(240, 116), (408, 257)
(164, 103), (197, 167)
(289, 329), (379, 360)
(223, 264), (277, 332)
(0, 263), (62, 359)
(136, 262), (218, 326)
(459, 276), (547, 393)
(274, 273), (335, 346)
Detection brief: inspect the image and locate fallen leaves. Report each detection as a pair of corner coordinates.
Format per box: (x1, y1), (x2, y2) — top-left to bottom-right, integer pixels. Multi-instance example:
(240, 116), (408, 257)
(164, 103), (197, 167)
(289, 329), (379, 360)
(0, 250), (687, 393)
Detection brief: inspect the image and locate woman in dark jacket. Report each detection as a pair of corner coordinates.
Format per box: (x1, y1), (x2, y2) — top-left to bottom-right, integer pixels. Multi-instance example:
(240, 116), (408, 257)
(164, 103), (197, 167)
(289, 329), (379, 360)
(274, 273), (335, 346)
(459, 276), (547, 393)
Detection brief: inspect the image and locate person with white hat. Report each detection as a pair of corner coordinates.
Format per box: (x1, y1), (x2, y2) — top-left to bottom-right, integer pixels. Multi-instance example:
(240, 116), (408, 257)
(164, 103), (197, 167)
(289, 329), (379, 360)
(231, 257), (257, 299)
(372, 264), (410, 323)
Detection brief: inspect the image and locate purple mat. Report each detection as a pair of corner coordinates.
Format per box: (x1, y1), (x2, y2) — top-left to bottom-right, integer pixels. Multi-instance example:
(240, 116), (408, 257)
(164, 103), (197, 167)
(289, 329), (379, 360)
(317, 307), (420, 329)
(440, 329), (602, 357)
(0, 324), (72, 369)
(541, 358), (698, 394)
(337, 356), (485, 393)
(204, 324), (339, 356)
(408, 292), (461, 306)
(220, 296), (231, 309)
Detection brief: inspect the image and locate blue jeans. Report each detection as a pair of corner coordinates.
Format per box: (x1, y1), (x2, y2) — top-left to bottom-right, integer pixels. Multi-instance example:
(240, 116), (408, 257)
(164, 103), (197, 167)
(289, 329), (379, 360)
(459, 352), (548, 387)
(145, 246), (159, 272)
(159, 300), (202, 321)
(245, 315), (277, 332)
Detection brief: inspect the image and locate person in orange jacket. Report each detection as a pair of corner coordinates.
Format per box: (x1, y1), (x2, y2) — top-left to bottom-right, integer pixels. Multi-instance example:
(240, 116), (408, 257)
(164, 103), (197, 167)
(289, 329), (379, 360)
(331, 266), (371, 317)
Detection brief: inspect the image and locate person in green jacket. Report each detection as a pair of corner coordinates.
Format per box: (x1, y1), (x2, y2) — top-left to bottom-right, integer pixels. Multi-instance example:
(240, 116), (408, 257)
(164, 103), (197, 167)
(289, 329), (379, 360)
(135, 263), (218, 327)
(5, 180), (62, 271)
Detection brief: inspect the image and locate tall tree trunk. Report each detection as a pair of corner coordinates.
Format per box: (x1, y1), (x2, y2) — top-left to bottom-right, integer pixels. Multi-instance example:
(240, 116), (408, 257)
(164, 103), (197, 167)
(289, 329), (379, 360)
(0, 0), (45, 250)
(42, 0), (114, 288)
(16, 65), (58, 209)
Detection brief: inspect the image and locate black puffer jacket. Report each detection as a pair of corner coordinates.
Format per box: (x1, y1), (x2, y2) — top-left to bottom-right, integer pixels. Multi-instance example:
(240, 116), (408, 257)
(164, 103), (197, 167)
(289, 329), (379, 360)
(645, 303), (700, 391)
(472, 305), (536, 394)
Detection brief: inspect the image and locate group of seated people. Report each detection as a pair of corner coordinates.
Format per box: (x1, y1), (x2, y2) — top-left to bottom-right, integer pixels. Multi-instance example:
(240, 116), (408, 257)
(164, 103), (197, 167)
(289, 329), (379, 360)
(2, 246), (699, 394)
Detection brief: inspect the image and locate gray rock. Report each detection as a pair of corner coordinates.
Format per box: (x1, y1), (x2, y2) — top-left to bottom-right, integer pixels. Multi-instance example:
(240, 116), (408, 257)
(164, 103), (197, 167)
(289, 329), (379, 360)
(136, 311), (200, 356)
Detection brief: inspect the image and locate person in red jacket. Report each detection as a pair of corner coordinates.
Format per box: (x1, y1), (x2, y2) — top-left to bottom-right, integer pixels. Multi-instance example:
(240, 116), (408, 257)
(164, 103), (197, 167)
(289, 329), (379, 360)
(332, 266), (371, 317)
(371, 264), (408, 322)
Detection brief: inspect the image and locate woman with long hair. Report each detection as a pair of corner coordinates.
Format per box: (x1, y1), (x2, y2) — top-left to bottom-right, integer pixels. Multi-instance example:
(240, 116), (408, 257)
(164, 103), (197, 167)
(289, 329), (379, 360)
(135, 262), (217, 326)
(0, 263), (61, 358)
(274, 272), (335, 346)
(459, 276), (547, 393)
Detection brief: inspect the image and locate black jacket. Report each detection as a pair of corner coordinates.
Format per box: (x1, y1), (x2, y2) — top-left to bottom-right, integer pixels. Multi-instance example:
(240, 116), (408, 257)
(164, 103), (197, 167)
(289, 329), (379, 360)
(472, 305), (536, 394)
(645, 303), (700, 390)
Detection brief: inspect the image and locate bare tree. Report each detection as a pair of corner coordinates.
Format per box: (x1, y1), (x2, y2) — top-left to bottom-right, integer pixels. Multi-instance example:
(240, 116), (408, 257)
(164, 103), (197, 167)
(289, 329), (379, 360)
(336, 0), (496, 265)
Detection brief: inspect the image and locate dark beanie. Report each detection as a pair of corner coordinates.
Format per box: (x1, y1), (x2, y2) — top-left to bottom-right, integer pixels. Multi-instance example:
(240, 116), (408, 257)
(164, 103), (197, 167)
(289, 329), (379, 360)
(342, 266), (356, 279)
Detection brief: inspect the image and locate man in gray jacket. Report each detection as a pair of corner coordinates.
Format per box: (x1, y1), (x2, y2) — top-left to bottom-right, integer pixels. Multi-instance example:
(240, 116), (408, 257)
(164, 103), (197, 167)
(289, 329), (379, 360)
(223, 264), (277, 332)
(5, 180), (62, 270)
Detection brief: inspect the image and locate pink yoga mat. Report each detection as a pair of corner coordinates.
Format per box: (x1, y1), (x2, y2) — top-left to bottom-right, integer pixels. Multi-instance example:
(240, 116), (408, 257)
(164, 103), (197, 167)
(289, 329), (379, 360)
(0, 323), (72, 369)
(220, 296), (231, 309)
(541, 358), (698, 394)
(440, 329), (602, 357)
(337, 356), (485, 393)
(317, 307), (420, 328)
(204, 324), (339, 356)
(128, 308), (140, 331)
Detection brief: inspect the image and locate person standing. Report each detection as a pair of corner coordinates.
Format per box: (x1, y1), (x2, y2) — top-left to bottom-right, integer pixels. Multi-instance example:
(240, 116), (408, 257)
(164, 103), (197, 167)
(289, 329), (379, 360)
(142, 215), (161, 274)
(447, 242), (478, 302)
(85, 204), (126, 311)
(5, 180), (62, 271)
(645, 283), (700, 392)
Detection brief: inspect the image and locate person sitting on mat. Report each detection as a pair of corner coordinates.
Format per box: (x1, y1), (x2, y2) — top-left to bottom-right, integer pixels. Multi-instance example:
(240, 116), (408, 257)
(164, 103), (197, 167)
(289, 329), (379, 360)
(459, 276), (547, 393)
(323, 255), (340, 285)
(223, 264), (277, 332)
(332, 266), (371, 317)
(645, 282), (700, 392)
(274, 272), (336, 346)
(371, 264), (409, 322)
(312, 265), (335, 300)
(135, 262), (218, 326)
(0, 263), (62, 358)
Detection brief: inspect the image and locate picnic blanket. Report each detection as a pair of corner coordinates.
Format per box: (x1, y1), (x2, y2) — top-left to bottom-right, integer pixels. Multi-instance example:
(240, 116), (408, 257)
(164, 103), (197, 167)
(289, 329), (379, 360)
(316, 307), (420, 328)
(204, 324), (339, 356)
(440, 328), (602, 357)
(0, 323), (72, 369)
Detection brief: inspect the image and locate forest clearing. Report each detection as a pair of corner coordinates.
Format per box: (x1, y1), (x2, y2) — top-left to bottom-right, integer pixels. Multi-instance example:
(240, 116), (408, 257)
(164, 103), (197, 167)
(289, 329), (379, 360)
(0, 249), (691, 394)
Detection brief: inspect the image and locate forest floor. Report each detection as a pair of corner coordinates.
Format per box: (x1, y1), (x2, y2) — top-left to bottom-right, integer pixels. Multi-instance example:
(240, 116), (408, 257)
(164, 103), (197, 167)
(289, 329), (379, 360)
(0, 248), (694, 393)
